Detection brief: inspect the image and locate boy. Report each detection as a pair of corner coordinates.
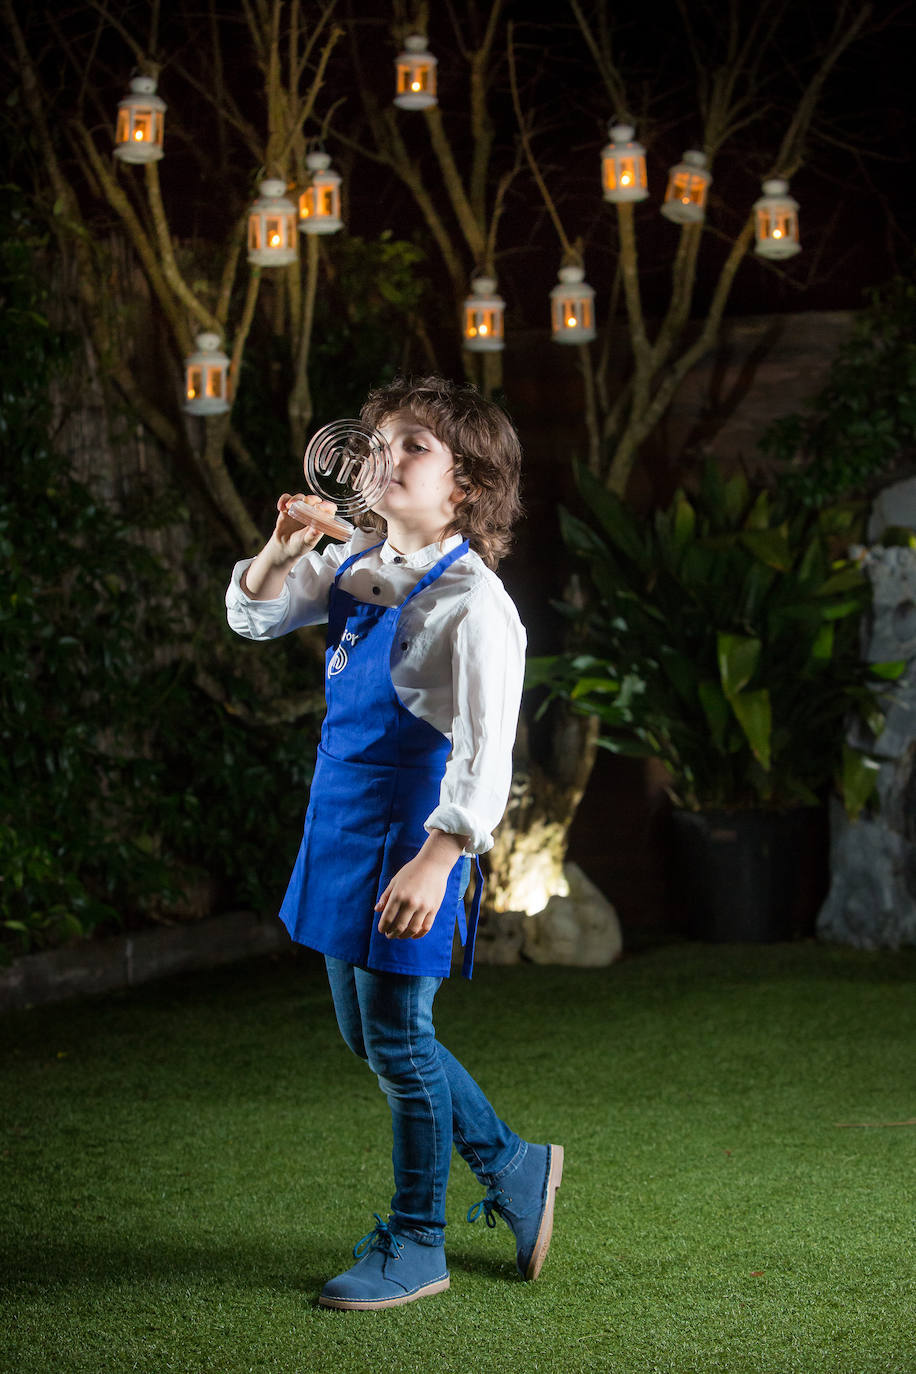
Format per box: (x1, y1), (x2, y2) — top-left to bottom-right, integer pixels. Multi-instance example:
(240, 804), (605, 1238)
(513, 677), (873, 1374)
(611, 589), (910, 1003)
(226, 375), (562, 1309)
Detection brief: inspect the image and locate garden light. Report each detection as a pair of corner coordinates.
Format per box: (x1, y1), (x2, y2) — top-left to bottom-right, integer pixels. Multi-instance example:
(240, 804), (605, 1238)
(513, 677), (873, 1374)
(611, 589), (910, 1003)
(601, 123), (648, 203)
(299, 152), (342, 235)
(247, 179), (298, 266)
(394, 35), (438, 109)
(754, 178), (801, 259)
(463, 276), (505, 352)
(661, 150), (711, 224)
(550, 265), (596, 344)
(183, 333), (230, 415)
(113, 76), (165, 163)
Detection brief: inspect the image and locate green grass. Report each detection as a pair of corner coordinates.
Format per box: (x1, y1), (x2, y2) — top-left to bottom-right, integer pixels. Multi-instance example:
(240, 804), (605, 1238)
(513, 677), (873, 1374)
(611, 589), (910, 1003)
(2, 940), (915, 1374)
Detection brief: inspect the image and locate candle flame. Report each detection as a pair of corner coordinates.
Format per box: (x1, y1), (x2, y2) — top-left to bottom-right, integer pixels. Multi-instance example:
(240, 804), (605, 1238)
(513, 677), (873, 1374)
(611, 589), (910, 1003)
(566, 315), (578, 328)
(270, 233), (281, 246)
(479, 323), (489, 336)
(411, 79), (421, 91)
(773, 228), (783, 239)
(134, 129), (144, 141)
(621, 173), (631, 185)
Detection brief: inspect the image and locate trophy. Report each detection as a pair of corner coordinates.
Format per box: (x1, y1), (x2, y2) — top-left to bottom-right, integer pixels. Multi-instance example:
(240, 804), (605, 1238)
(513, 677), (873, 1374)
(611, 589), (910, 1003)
(287, 420), (393, 541)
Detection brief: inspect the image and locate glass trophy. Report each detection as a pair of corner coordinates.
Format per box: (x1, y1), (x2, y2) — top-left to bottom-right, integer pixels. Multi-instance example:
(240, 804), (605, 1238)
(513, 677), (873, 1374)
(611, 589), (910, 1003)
(287, 420), (392, 541)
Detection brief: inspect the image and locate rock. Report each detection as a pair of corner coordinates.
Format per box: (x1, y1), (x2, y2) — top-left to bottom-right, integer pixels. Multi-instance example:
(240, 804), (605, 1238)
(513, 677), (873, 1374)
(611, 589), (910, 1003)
(867, 476), (916, 545)
(817, 541), (916, 949)
(471, 909), (526, 966)
(521, 863), (622, 966)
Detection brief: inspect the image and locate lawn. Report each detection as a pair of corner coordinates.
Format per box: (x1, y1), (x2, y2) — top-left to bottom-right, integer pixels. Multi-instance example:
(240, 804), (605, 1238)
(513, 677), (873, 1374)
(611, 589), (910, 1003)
(1, 939), (914, 1374)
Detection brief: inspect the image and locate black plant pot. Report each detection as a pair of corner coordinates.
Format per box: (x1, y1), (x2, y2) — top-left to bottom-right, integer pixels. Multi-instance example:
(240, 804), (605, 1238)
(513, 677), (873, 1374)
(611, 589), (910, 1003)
(670, 808), (811, 943)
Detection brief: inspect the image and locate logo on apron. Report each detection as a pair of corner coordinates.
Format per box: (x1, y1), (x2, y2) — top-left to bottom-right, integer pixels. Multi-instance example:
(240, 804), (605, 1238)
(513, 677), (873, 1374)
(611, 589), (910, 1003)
(328, 629), (361, 678)
(327, 644), (348, 677)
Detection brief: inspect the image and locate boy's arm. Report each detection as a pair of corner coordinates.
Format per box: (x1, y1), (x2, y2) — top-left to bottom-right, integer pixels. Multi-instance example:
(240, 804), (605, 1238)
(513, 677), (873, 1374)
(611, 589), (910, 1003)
(426, 581), (527, 853)
(242, 493), (337, 600)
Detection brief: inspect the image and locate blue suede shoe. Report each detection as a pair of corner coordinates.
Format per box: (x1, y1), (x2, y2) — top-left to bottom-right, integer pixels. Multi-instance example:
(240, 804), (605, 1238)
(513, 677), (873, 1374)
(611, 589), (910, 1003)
(318, 1214), (450, 1310)
(467, 1143), (564, 1280)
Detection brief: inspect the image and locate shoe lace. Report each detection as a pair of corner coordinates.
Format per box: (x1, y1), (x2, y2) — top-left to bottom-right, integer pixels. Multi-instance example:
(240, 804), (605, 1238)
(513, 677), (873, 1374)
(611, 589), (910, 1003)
(466, 1189), (511, 1229)
(353, 1213), (405, 1260)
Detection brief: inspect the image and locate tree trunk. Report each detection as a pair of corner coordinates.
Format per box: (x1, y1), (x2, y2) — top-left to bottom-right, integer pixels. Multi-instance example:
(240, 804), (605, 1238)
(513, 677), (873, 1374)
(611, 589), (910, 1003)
(484, 707), (600, 918)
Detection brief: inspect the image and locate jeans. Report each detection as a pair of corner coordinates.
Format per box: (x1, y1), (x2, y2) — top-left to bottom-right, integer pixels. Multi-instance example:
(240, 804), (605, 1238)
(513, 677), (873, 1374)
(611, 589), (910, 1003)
(325, 955), (525, 1246)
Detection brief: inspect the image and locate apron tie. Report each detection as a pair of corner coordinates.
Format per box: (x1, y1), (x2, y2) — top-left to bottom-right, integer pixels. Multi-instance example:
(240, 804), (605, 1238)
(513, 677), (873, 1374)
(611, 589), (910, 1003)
(461, 856), (484, 980)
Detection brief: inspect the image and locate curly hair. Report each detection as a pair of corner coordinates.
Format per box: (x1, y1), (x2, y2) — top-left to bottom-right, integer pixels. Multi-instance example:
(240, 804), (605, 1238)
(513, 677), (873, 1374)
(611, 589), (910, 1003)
(357, 375), (523, 569)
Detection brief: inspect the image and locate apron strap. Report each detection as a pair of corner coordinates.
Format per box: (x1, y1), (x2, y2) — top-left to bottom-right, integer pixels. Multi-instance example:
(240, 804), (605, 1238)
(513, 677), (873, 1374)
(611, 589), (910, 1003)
(333, 541), (385, 584)
(401, 539), (470, 609)
(461, 855), (484, 981)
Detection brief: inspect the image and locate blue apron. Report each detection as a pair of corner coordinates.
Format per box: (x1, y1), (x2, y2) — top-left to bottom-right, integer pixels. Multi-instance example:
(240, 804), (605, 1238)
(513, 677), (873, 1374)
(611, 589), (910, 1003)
(278, 540), (482, 979)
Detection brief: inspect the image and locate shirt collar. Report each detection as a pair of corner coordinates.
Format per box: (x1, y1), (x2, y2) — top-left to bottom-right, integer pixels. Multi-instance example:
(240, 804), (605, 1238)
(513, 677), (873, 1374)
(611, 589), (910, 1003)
(379, 532), (463, 568)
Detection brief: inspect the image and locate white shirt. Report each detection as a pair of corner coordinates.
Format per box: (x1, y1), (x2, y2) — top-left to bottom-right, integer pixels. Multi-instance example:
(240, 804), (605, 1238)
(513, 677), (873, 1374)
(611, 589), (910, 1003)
(225, 531), (527, 854)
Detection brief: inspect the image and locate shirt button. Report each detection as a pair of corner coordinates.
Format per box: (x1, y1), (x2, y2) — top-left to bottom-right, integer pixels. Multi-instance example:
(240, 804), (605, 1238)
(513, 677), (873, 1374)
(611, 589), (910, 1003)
(401, 641), (409, 651)
(393, 555), (405, 564)
(372, 585), (381, 595)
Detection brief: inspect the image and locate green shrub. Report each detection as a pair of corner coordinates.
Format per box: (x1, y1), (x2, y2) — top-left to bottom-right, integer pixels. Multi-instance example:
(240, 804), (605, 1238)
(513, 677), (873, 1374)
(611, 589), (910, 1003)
(0, 194), (315, 959)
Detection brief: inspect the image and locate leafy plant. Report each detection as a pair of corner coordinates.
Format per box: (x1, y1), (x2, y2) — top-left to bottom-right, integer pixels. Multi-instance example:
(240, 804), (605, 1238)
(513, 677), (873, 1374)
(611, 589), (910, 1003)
(759, 266), (916, 507)
(0, 192), (316, 960)
(528, 463), (905, 814)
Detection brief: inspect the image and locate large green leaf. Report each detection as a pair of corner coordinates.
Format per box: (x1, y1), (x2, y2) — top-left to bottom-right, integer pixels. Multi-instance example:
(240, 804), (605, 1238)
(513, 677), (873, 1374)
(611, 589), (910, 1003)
(839, 744), (881, 821)
(669, 491), (696, 563)
(717, 633), (761, 696)
(723, 470), (750, 526)
(806, 622), (835, 670)
(728, 687), (772, 770)
(815, 565), (868, 597)
(740, 529), (793, 571)
(697, 679), (730, 753)
(743, 489), (771, 531)
(869, 659), (907, 681)
(558, 505), (610, 560)
(575, 465), (649, 568)
(660, 647), (698, 705)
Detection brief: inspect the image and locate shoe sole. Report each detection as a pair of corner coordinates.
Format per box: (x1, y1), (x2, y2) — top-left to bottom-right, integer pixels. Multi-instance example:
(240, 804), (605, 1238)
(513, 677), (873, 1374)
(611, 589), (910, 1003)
(524, 1143), (564, 1281)
(318, 1276), (450, 1311)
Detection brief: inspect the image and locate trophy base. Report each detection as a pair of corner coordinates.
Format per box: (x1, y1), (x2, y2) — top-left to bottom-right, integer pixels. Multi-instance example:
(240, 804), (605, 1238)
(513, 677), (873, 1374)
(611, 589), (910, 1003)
(287, 501), (354, 542)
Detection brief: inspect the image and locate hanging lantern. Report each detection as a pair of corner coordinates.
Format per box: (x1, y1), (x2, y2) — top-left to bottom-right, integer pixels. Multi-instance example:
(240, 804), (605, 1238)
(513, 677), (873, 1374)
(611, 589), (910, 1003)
(550, 265), (596, 344)
(394, 34), (438, 109)
(184, 333), (230, 415)
(247, 179), (298, 266)
(754, 178), (801, 259)
(113, 76), (166, 164)
(661, 150), (711, 224)
(600, 123), (648, 203)
(463, 276), (505, 352)
(298, 152), (342, 235)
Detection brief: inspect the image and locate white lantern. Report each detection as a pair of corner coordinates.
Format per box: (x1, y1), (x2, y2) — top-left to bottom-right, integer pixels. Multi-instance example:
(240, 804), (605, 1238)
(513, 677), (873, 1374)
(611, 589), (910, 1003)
(601, 123), (648, 203)
(661, 150), (711, 224)
(299, 152), (342, 235)
(754, 178), (801, 259)
(394, 34), (438, 109)
(247, 179), (298, 266)
(550, 265), (596, 344)
(463, 276), (505, 352)
(184, 333), (230, 415)
(113, 76), (166, 164)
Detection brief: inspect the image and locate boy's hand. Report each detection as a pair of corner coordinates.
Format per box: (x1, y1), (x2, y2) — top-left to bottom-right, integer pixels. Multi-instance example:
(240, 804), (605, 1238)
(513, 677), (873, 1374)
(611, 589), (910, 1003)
(375, 831), (469, 940)
(274, 493), (337, 557)
(241, 494), (338, 600)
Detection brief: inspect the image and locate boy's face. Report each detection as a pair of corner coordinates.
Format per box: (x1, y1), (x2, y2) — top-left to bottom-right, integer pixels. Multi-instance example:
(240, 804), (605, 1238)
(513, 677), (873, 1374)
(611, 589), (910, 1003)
(372, 409), (462, 533)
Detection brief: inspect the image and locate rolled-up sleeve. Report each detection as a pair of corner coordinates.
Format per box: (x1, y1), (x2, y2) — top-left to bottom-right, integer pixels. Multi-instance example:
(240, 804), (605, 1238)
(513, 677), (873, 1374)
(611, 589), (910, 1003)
(425, 584), (526, 854)
(225, 548), (345, 639)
